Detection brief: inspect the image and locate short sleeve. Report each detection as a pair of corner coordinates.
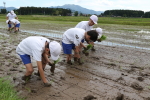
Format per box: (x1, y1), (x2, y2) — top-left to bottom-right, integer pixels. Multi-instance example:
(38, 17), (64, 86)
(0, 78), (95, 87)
(73, 34), (81, 46)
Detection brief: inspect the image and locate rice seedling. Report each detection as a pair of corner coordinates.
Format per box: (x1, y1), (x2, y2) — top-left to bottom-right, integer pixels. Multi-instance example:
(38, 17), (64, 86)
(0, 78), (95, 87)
(97, 35), (107, 42)
(82, 44), (93, 56)
(54, 58), (60, 65)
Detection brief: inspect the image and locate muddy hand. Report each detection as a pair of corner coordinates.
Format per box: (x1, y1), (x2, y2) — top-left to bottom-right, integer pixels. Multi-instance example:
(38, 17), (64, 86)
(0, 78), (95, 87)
(49, 63), (55, 74)
(97, 39), (102, 42)
(82, 47), (87, 54)
(91, 46), (96, 51)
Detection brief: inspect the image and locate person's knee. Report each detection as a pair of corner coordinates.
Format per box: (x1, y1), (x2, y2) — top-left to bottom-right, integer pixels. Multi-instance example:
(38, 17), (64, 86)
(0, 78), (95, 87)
(68, 54), (72, 57)
(28, 69), (34, 74)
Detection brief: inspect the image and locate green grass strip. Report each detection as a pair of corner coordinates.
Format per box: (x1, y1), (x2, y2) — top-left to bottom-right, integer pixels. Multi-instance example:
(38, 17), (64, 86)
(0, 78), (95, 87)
(0, 77), (24, 100)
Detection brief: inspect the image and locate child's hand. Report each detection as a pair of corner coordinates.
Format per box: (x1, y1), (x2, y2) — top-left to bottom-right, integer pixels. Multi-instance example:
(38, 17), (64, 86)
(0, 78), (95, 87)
(97, 38), (102, 42)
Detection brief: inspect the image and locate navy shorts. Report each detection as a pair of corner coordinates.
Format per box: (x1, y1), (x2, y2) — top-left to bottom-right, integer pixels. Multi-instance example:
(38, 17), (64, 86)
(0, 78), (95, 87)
(18, 54), (31, 64)
(62, 42), (75, 54)
(8, 24), (11, 28)
(15, 23), (20, 27)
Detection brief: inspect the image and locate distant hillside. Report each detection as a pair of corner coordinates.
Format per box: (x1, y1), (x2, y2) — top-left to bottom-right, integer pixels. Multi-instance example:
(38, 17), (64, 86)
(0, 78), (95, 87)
(50, 4), (103, 15)
(0, 4), (104, 15)
(0, 6), (17, 12)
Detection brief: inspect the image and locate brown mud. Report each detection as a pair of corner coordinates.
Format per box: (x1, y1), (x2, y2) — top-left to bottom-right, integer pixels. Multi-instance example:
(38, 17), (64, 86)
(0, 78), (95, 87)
(0, 28), (150, 100)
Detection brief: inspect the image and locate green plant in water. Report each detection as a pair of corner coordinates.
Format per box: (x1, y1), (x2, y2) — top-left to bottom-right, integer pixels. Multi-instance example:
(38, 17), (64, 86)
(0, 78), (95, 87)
(97, 35), (107, 42)
(86, 44), (93, 50)
(54, 58), (60, 65)
(82, 44), (93, 56)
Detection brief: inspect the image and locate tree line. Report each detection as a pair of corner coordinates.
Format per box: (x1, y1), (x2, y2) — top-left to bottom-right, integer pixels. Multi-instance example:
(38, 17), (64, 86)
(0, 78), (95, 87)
(0, 7), (72, 16)
(102, 10), (150, 18)
(1, 7), (150, 18)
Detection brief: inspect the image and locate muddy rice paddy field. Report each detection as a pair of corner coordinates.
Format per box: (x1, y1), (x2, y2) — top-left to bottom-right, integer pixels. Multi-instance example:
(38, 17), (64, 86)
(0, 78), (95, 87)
(0, 21), (150, 100)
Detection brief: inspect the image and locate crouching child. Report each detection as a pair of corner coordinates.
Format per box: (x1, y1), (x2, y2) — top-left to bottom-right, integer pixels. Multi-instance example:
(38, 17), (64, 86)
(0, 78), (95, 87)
(62, 28), (98, 65)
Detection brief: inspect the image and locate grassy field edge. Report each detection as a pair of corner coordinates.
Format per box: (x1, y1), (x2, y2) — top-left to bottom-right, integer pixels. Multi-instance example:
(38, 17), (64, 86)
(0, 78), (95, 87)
(0, 14), (150, 26)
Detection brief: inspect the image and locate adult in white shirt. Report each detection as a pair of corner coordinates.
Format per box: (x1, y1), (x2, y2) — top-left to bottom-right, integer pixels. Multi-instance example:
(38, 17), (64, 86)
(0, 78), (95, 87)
(16, 36), (61, 87)
(6, 19), (20, 33)
(62, 28), (98, 65)
(6, 10), (18, 31)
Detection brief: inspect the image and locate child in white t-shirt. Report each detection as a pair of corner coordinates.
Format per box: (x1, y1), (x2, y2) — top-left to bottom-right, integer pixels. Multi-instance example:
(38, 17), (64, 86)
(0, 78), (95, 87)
(75, 15), (103, 51)
(75, 15), (98, 31)
(62, 28), (98, 65)
(6, 10), (18, 31)
(6, 19), (20, 33)
(16, 36), (61, 87)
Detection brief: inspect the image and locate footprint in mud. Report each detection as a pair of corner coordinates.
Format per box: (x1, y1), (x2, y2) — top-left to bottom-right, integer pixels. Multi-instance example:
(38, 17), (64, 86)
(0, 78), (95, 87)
(116, 92), (124, 100)
(60, 76), (65, 80)
(127, 68), (135, 73)
(137, 77), (144, 82)
(83, 95), (97, 100)
(139, 72), (150, 77)
(90, 56), (99, 60)
(116, 77), (123, 82)
(131, 82), (143, 91)
(145, 97), (150, 100)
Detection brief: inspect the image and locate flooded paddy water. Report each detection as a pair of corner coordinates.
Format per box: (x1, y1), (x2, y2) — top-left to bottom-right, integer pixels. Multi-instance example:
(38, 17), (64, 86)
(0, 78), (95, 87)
(0, 21), (150, 100)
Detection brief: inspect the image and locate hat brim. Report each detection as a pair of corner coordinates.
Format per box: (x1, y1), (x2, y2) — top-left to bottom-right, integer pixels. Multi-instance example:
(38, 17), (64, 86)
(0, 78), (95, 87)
(51, 53), (59, 61)
(94, 22), (97, 24)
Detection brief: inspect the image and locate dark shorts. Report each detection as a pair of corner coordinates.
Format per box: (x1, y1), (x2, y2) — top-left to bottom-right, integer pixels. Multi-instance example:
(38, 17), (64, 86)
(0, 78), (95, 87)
(62, 42), (75, 54)
(18, 54), (31, 64)
(15, 23), (20, 27)
(8, 24), (11, 28)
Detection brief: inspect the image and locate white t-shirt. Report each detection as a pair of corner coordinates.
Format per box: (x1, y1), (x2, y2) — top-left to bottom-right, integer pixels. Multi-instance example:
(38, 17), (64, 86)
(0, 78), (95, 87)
(16, 36), (50, 61)
(11, 19), (20, 24)
(75, 21), (93, 32)
(6, 13), (17, 20)
(62, 28), (85, 46)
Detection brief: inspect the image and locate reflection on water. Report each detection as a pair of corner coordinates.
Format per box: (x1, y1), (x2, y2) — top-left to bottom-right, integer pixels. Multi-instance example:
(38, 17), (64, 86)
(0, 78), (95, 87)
(22, 30), (63, 38)
(96, 41), (150, 50)
(138, 30), (150, 34)
(0, 33), (9, 37)
(0, 27), (150, 50)
(21, 30), (150, 50)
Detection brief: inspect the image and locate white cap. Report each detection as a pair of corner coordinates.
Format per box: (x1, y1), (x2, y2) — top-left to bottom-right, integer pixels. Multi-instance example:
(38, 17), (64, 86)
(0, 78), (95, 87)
(10, 10), (14, 14)
(96, 27), (103, 37)
(90, 15), (98, 24)
(6, 20), (9, 24)
(49, 41), (61, 60)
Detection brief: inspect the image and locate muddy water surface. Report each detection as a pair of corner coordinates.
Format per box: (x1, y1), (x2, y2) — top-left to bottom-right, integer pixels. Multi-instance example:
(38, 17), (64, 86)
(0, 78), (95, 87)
(0, 22), (150, 100)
